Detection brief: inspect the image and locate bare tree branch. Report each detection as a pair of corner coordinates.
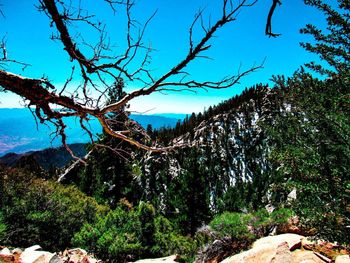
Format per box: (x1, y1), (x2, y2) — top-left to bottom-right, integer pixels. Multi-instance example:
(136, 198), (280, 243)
(0, 0), (271, 160)
(266, 0), (282, 37)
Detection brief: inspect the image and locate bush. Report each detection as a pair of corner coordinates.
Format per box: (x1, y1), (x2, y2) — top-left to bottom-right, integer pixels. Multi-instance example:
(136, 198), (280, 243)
(152, 216), (196, 262)
(209, 212), (254, 240)
(73, 201), (196, 262)
(73, 204), (143, 262)
(209, 208), (293, 240)
(0, 212), (6, 238)
(0, 166), (109, 251)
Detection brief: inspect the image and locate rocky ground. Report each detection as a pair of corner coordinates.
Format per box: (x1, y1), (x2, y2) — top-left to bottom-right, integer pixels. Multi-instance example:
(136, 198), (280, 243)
(220, 234), (350, 263)
(1, 234), (349, 263)
(0, 246), (100, 263)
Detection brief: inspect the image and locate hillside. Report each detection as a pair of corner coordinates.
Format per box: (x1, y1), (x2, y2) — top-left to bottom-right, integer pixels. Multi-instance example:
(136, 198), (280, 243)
(0, 75), (349, 262)
(139, 85), (284, 233)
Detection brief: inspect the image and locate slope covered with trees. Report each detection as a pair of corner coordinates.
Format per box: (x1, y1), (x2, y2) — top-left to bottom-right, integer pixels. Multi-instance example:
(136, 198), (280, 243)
(0, 0), (349, 262)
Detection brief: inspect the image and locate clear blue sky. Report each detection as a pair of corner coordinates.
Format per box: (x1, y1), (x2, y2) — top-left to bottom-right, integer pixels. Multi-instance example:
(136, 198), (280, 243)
(0, 0), (326, 113)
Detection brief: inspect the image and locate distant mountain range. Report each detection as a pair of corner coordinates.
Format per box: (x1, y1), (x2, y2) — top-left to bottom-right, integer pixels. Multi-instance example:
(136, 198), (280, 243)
(0, 143), (86, 169)
(0, 108), (186, 156)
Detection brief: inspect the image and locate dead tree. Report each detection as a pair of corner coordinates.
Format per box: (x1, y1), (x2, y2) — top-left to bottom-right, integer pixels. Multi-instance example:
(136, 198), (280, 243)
(0, 0), (280, 161)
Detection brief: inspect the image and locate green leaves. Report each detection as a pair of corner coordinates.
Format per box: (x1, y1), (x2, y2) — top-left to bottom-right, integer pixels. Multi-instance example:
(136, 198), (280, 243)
(268, 70), (350, 243)
(301, 0), (350, 75)
(209, 208), (293, 241)
(73, 201), (196, 262)
(0, 166), (109, 250)
(210, 212), (254, 240)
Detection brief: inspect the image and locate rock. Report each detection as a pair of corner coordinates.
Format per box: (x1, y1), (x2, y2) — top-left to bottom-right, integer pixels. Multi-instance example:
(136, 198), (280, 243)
(252, 233), (303, 251)
(301, 237), (315, 250)
(287, 188), (297, 201)
(132, 255), (178, 263)
(81, 256), (98, 263)
(291, 250), (324, 263)
(0, 247), (13, 263)
(274, 242), (292, 263)
(335, 255), (350, 263)
(12, 249), (22, 255)
(66, 248), (88, 263)
(67, 248), (87, 256)
(48, 255), (63, 263)
(0, 249), (11, 256)
(67, 253), (80, 263)
(23, 246), (42, 253)
(221, 242), (291, 263)
(19, 250), (55, 263)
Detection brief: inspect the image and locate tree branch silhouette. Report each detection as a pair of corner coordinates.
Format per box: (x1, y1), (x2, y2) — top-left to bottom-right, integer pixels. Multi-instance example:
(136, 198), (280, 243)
(0, 0), (272, 161)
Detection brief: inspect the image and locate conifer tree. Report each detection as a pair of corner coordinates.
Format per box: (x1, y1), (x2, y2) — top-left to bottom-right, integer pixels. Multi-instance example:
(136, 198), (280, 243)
(74, 79), (141, 206)
(268, 0), (350, 242)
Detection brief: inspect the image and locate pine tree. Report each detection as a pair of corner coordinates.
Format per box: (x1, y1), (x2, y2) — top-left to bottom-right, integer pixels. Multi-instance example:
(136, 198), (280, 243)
(73, 79), (142, 206)
(300, 0), (350, 76)
(267, 0), (350, 243)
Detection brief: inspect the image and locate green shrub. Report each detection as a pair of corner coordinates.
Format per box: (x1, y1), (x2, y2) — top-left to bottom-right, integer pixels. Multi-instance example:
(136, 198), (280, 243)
(73, 205), (143, 262)
(270, 208), (294, 224)
(152, 216), (196, 262)
(209, 208), (293, 240)
(209, 212), (254, 239)
(73, 202), (196, 262)
(0, 211), (6, 237)
(0, 167), (109, 251)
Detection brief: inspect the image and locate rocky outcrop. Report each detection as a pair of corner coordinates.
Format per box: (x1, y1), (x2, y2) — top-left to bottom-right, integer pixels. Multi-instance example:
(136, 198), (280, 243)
(131, 255), (178, 263)
(335, 255), (350, 263)
(220, 234), (350, 263)
(1, 234), (349, 263)
(252, 233), (303, 251)
(0, 246), (100, 263)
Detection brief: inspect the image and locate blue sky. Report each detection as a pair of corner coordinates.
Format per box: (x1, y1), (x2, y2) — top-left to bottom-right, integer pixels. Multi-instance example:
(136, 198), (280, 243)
(0, 0), (326, 113)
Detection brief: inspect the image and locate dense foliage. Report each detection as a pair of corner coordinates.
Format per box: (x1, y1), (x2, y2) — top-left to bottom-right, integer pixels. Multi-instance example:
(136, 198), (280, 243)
(209, 208), (293, 240)
(268, 71), (350, 243)
(267, 0), (350, 243)
(73, 201), (196, 262)
(0, 166), (109, 250)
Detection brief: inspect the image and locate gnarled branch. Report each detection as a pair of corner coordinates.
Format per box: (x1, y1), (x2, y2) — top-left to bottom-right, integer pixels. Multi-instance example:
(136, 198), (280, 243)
(0, 0), (270, 160)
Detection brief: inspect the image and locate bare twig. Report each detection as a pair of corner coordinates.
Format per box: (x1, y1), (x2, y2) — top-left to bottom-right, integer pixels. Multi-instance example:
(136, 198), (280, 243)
(266, 0), (282, 37)
(0, 0), (267, 161)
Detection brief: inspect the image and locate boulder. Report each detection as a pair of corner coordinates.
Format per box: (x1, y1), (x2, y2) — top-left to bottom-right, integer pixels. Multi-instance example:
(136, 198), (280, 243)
(48, 255), (63, 263)
(23, 246), (42, 253)
(68, 253), (81, 263)
(252, 233), (303, 251)
(291, 250), (325, 263)
(335, 255), (350, 263)
(0, 248), (13, 263)
(273, 242), (292, 263)
(19, 250), (55, 263)
(220, 242), (292, 263)
(132, 255), (178, 263)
